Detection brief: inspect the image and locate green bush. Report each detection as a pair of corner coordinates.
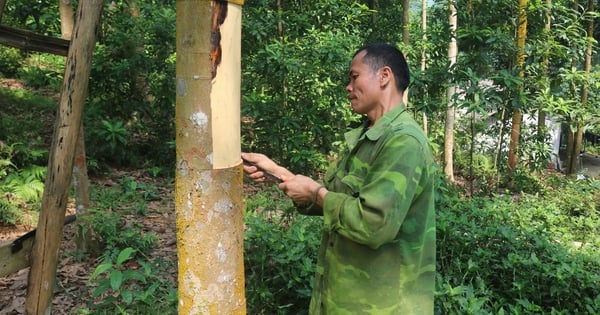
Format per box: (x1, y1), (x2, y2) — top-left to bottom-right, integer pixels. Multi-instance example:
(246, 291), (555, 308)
(0, 142), (45, 225)
(0, 197), (22, 225)
(242, 175), (599, 314)
(244, 187), (322, 315)
(85, 3), (176, 169)
(82, 183), (176, 314)
(0, 46), (22, 77)
(436, 177), (600, 314)
(241, 0), (371, 175)
(84, 247), (177, 314)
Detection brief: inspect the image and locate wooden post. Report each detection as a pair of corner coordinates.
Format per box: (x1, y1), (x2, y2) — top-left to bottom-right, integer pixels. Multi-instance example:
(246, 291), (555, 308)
(25, 1), (103, 314)
(175, 0), (246, 314)
(0, 0), (6, 22)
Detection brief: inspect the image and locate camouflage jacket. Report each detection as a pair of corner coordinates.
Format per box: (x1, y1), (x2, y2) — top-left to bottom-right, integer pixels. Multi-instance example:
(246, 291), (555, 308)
(300, 104), (436, 315)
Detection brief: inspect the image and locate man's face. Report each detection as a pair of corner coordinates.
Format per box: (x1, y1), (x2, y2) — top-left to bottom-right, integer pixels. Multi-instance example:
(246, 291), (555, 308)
(346, 51), (380, 115)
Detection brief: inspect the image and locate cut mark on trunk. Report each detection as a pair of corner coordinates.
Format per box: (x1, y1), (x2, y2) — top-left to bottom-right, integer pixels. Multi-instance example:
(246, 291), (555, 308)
(210, 1), (227, 79)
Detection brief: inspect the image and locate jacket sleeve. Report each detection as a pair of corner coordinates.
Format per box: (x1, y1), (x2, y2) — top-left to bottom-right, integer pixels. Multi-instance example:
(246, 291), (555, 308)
(321, 133), (427, 249)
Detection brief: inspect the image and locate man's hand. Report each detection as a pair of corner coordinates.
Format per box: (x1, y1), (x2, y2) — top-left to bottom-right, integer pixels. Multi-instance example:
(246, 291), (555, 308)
(279, 175), (326, 207)
(241, 152), (293, 183)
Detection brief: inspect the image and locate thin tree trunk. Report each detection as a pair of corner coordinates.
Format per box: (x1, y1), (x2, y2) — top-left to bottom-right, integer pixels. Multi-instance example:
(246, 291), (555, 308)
(537, 0), (552, 140)
(565, 0), (580, 173)
(421, 0), (428, 134)
(25, 1), (103, 313)
(59, 0), (96, 254)
(508, 0), (528, 172)
(59, 0), (74, 39)
(371, 0), (379, 27)
(566, 121), (579, 175)
(401, 0), (410, 105)
(567, 0), (594, 175)
(444, 0), (458, 182)
(175, 1), (246, 313)
(402, 0), (410, 46)
(277, 0), (287, 108)
(0, 0), (7, 22)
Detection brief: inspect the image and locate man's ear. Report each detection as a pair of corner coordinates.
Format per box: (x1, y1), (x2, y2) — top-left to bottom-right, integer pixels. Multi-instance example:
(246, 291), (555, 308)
(379, 66), (393, 88)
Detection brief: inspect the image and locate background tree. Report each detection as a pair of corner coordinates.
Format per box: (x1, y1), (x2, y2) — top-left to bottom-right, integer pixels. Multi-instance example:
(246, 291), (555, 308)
(444, 0), (458, 182)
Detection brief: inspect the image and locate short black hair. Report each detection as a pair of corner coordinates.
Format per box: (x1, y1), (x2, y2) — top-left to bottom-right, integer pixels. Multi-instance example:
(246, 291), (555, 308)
(353, 43), (410, 93)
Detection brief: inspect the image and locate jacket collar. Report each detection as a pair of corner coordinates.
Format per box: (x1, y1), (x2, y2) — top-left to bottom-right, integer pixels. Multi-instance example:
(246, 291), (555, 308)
(345, 103), (407, 147)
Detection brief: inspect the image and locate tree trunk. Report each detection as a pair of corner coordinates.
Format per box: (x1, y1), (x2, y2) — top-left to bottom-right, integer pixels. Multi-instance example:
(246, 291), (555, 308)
(175, 1), (246, 314)
(507, 110), (523, 171)
(508, 0), (528, 172)
(371, 0), (379, 26)
(0, 0), (7, 22)
(401, 0), (410, 105)
(564, 0), (580, 174)
(567, 123), (583, 174)
(567, 0), (595, 175)
(277, 0), (288, 108)
(537, 0), (552, 140)
(59, 0), (74, 39)
(421, 0), (428, 134)
(25, 1), (103, 313)
(444, 0), (458, 182)
(59, 0), (96, 254)
(402, 0), (410, 46)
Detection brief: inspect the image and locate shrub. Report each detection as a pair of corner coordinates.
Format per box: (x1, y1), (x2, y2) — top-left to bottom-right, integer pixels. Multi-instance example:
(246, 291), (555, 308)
(436, 179), (600, 313)
(85, 247), (177, 314)
(0, 46), (22, 77)
(244, 187), (322, 315)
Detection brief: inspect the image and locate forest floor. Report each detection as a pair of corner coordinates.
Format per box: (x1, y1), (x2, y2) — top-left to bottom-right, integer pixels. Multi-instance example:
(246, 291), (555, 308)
(0, 170), (179, 314)
(580, 152), (600, 178)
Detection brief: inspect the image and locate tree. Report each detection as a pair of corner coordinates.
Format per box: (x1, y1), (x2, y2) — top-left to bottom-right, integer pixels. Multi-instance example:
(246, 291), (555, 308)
(175, 1), (246, 313)
(25, 1), (103, 312)
(507, 0), (529, 172)
(57, 0), (97, 254)
(566, 0), (596, 174)
(444, 0), (458, 182)
(420, 0), (428, 133)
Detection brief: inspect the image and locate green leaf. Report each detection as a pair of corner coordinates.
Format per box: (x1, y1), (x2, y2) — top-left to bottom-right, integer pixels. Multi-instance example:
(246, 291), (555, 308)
(117, 247), (136, 266)
(92, 281), (111, 298)
(89, 263), (113, 281)
(110, 269), (123, 291)
(121, 289), (134, 304)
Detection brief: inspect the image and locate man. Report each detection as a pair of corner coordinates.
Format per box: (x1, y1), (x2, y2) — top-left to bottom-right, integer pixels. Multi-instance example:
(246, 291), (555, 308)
(243, 43), (436, 314)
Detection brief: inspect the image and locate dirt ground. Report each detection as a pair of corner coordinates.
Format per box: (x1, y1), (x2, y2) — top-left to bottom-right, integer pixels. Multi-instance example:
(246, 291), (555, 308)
(0, 173), (178, 314)
(581, 152), (600, 178)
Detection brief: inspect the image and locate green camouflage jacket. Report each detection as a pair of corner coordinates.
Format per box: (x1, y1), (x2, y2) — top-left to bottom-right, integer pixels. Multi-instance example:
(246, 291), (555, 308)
(299, 104), (436, 315)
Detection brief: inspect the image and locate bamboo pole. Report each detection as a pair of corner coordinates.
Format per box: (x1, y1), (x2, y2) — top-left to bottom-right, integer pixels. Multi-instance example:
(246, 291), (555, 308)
(175, 1), (245, 314)
(25, 1), (103, 313)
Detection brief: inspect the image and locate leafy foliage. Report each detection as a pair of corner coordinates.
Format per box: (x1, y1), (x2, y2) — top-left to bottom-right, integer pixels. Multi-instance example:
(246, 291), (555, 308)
(242, 174), (599, 314)
(0, 46), (23, 77)
(85, 247), (177, 314)
(85, 2), (176, 170)
(0, 142), (45, 225)
(244, 187), (321, 314)
(242, 0), (371, 175)
(80, 179), (176, 313)
(0, 0), (599, 313)
(436, 175), (600, 314)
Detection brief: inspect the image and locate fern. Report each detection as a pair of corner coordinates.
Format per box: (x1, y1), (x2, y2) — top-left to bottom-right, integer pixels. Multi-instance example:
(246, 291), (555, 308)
(1, 165), (46, 202)
(0, 196), (21, 225)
